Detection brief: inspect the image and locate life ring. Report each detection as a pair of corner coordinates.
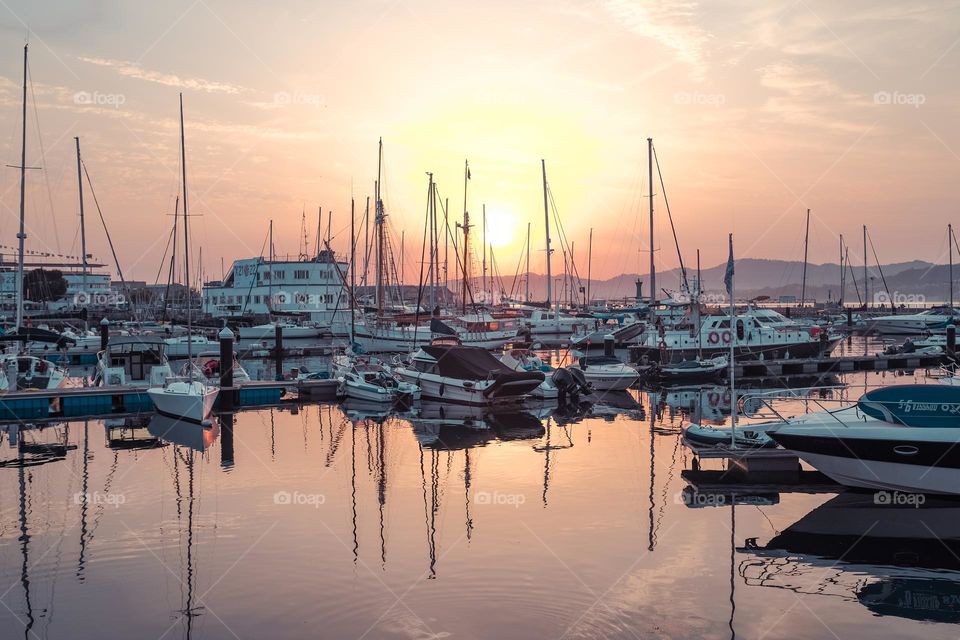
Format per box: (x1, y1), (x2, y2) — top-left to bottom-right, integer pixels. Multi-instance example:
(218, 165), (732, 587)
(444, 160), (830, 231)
(707, 391), (720, 406)
(721, 331), (732, 344)
(707, 331), (720, 344)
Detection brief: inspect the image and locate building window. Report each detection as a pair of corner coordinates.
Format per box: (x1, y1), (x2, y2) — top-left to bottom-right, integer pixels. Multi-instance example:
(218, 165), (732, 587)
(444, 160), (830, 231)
(294, 269), (309, 280)
(273, 270), (285, 280)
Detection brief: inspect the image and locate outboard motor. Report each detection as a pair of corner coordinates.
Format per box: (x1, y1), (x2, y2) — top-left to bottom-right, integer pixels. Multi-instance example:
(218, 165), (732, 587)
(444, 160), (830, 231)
(552, 367), (592, 405)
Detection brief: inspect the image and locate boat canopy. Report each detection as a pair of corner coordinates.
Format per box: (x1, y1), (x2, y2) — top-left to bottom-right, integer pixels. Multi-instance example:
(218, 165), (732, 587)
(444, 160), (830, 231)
(422, 345), (526, 380)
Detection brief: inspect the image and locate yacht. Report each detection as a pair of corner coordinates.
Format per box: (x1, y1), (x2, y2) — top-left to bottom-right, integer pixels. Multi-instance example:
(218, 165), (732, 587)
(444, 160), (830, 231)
(1, 354), (66, 390)
(566, 354), (640, 391)
(869, 307), (960, 335)
(630, 307), (841, 361)
(766, 384), (960, 495)
(163, 334), (216, 357)
(393, 344), (544, 404)
(94, 336), (173, 386)
(181, 351), (251, 385)
(331, 353), (420, 404)
(521, 309), (588, 338)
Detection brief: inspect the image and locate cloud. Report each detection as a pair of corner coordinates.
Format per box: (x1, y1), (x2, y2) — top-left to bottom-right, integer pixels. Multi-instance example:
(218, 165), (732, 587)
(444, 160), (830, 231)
(77, 56), (246, 94)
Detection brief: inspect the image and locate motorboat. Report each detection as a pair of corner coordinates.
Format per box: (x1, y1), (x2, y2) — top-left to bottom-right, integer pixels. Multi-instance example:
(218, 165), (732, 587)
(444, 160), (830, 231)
(521, 309), (588, 338)
(869, 306), (960, 335)
(650, 356), (728, 384)
(499, 348), (559, 401)
(147, 378), (219, 424)
(237, 321), (325, 340)
(163, 334), (216, 357)
(331, 353), (420, 404)
(0, 354), (66, 390)
(182, 351), (251, 385)
(683, 423), (776, 448)
(629, 307), (842, 362)
(566, 354), (640, 391)
(393, 344), (544, 404)
(766, 384), (960, 495)
(880, 337), (943, 356)
(94, 336), (174, 386)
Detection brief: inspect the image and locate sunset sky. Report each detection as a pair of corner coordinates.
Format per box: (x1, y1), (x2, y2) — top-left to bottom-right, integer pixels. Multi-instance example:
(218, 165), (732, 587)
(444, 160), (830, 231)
(0, 0), (958, 288)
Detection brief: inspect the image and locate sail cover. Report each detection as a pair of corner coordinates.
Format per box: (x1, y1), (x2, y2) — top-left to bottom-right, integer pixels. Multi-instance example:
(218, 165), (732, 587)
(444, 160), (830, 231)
(422, 345), (537, 381)
(430, 318), (459, 336)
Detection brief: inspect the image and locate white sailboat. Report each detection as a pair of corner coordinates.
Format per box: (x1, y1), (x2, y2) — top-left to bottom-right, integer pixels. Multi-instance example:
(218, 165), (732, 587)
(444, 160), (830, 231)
(147, 95), (218, 424)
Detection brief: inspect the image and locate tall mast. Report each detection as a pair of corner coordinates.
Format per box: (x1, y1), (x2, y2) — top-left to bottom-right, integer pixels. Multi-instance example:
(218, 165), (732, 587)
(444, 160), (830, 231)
(587, 227), (593, 309)
(482, 204), (487, 302)
(75, 137), (88, 303)
(268, 219), (274, 311)
(950, 224), (954, 309)
(15, 44), (28, 333)
(443, 196), (449, 297)
(350, 198), (355, 344)
(648, 137), (656, 321)
(839, 234), (845, 307)
(179, 93), (193, 369)
(461, 211), (469, 313)
(863, 225), (868, 308)
(541, 159), (552, 306)
(525, 222), (531, 302)
(801, 208), (810, 306)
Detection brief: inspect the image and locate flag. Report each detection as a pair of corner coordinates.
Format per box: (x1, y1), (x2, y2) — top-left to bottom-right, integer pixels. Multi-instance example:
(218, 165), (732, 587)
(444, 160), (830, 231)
(724, 233), (735, 298)
(466, 160), (471, 180)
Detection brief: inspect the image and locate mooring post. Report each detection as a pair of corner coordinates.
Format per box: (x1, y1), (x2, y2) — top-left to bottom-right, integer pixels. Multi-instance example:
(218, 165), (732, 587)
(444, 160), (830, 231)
(948, 323), (956, 355)
(274, 324), (284, 381)
(220, 411), (234, 471)
(99, 317), (109, 352)
(846, 308), (852, 328)
(603, 334), (615, 358)
(219, 325), (235, 410)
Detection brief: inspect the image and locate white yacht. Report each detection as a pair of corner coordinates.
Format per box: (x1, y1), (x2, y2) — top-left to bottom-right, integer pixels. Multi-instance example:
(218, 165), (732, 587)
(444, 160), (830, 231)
(566, 354), (640, 391)
(331, 353), (420, 404)
(869, 307), (960, 335)
(94, 336), (173, 386)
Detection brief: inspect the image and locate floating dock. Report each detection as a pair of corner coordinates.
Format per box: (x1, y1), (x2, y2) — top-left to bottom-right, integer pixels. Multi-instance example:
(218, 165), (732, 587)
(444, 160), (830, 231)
(0, 381), (289, 421)
(732, 353), (945, 379)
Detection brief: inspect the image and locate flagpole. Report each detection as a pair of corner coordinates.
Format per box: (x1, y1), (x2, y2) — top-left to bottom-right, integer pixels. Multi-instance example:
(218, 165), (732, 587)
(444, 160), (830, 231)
(727, 233), (737, 449)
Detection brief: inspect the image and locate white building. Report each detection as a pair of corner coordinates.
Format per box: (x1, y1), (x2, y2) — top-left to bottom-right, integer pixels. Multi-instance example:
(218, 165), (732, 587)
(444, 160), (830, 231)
(202, 250), (351, 327)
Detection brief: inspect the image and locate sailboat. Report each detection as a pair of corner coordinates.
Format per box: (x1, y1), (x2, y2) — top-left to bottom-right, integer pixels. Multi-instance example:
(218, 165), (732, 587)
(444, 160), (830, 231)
(147, 95), (218, 424)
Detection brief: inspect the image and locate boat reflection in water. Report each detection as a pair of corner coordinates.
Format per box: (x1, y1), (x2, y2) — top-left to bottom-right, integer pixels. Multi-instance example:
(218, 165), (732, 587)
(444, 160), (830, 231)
(147, 414), (220, 452)
(741, 492), (960, 623)
(410, 401), (546, 448)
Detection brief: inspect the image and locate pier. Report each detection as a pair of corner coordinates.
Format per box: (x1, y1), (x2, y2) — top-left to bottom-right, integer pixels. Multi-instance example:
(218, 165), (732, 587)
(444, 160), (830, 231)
(732, 352), (946, 379)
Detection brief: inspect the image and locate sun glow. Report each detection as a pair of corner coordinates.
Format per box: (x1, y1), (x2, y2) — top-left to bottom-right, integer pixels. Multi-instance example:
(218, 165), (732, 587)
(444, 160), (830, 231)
(482, 207), (519, 250)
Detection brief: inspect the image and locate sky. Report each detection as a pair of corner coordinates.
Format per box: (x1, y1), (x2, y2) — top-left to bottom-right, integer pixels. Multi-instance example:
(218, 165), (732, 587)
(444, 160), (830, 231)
(0, 0), (958, 288)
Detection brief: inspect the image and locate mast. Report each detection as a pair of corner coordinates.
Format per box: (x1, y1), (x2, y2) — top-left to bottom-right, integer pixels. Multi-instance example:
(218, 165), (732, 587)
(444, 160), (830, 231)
(951, 224), (954, 309)
(15, 44), (28, 333)
(443, 196), (449, 297)
(75, 137), (88, 306)
(525, 222), (531, 302)
(461, 211), (469, 313)
(268, 219), (274, 311)
(728, 234), (737, 449)
(801, 208), (810, 307)
(839, 234), (844, 307)
(482, 204), (487, 303)
(863, 225), (868, 309)
(179, 93), (194, 370)
(350, 198), (355, 344)
(541, 159), (552, 306)
(648, 138), (656, 321)
(587, 228), (593, 309)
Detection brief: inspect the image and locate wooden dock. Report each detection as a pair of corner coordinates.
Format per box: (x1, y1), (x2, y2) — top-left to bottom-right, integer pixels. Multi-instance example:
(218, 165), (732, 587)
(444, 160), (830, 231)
(732, 352), (946, 379)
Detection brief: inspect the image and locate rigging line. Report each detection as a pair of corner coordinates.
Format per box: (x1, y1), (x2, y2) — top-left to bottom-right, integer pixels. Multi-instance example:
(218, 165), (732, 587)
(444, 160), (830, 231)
(547, 185), (585, 292)
(81, 159), (131, 314)
(508, 226), (528, 300)
(866, 230), (892, 303)
(652, 143), (688, 291)
(27, 58), (61, 253)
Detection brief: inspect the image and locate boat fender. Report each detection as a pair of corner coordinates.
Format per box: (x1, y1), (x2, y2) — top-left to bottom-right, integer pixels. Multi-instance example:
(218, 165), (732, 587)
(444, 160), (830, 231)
(439, 383), (445, 396)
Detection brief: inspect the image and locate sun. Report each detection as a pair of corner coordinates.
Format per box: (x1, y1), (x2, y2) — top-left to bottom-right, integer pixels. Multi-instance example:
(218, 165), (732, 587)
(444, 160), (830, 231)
(482, 207), (518, 249)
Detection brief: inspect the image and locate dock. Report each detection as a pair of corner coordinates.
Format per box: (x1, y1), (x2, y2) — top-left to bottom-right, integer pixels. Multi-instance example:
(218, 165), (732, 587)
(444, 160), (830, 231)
(732, 352), (946, 379)
(0, 381), (290, 421)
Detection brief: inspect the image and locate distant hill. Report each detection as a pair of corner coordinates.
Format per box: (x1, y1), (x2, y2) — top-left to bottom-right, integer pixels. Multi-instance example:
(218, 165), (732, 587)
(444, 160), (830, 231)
(473, 258), (955, 303)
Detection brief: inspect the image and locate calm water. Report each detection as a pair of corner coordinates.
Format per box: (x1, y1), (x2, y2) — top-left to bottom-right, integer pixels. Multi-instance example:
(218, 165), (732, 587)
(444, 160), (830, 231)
(2, 345), (958, 639)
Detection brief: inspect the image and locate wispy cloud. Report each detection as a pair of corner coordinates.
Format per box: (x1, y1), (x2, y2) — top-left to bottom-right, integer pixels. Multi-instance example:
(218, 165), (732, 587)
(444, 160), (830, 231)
(77, 56), (246, 94)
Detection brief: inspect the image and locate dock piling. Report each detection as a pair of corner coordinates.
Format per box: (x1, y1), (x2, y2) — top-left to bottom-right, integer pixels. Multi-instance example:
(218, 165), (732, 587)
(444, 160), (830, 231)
(219, 325), (236, 410)
(274, 324), (283, 381)
(99, 317), (109, 352)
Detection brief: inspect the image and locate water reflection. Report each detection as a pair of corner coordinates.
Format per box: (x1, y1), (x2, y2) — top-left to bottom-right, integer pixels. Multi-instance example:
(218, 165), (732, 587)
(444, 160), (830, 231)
(741, 492), (960, 623)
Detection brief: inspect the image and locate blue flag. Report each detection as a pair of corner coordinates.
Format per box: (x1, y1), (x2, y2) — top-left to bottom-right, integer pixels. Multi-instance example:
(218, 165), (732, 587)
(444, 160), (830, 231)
(724, 234), (734, 298)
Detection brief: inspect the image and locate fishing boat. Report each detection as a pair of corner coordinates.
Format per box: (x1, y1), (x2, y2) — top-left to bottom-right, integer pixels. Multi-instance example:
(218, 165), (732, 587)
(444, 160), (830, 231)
(331, 353), (420, 404)
(566, 354), (640, 391)
(93, 336), (173, 386)
(869, 306), (960, 335)
(393, 344), (544, 404)
(147, 95), (218, 424)
(766, 384), (960, 495)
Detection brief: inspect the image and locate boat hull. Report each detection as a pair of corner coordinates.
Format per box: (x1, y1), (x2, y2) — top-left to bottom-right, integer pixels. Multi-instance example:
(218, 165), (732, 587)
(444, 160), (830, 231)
(147, 382), (219, 424)
(630, 338), (840, 363)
